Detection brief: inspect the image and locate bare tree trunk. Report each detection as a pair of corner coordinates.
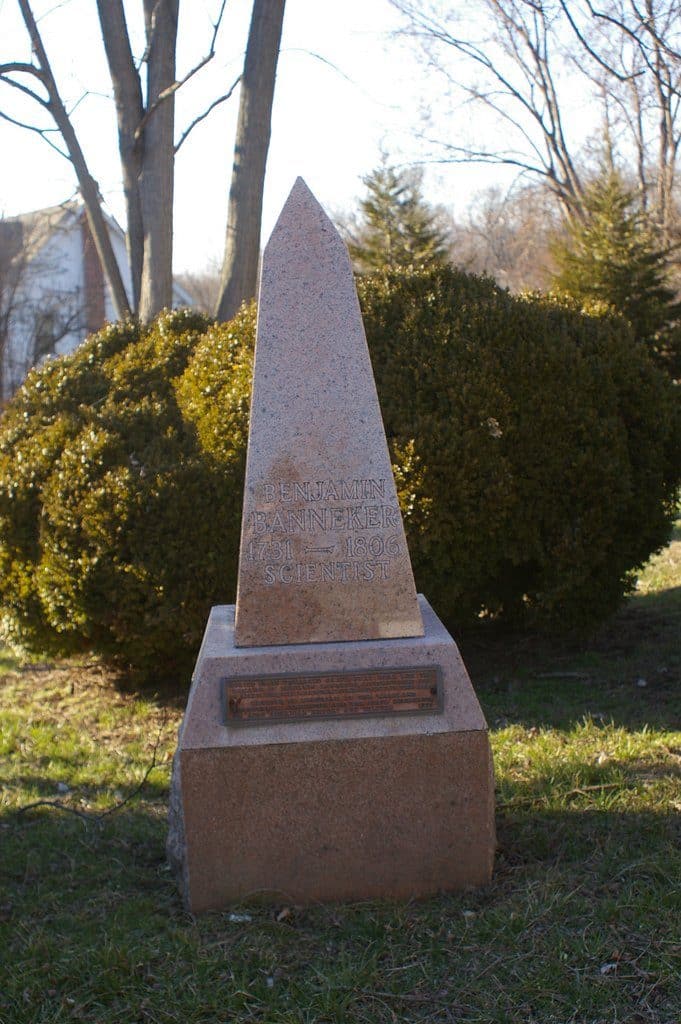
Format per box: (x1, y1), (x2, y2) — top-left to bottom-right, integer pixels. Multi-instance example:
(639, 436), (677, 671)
(97, 0), (179, 320)
(216, 0), (286, 322)
(139, 0), (179, 322)
(5, 0), (231, 325)
(14, 0), (131, 320)
(96, 0), (145, 312)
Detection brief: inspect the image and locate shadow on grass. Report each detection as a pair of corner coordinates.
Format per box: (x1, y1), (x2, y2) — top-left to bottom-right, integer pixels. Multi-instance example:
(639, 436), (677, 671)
(495, 805), (680, 879)
(459, 579), (681, 731)
(2, 798), (678, 909)
(5, 772), (169, 803)
(99, 573), (681, 727)
(3, 792), (680, 1023)
(1, 806), (173, 912)
(2, 798), (679, 930)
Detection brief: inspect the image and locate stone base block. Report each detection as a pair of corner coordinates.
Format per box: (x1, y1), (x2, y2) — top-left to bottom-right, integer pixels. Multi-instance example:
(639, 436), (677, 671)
(168, 596), (495, 913)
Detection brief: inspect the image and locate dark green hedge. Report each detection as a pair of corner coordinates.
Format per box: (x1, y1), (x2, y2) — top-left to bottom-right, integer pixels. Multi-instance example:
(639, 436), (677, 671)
(0, 268), (678, 681)
(0, 307), (253, 681)
(359, 267), (680, 627)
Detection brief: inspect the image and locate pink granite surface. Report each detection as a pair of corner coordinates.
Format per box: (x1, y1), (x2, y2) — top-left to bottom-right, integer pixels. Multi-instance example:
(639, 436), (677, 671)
(178, 729), (494, 911)
(234, 178), (423, 647)
(184, 597), (485, 750)
(168, 596), (496, 911)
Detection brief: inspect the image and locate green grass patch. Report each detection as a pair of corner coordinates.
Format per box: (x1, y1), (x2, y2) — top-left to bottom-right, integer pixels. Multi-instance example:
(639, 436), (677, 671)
(1, 529), (680, 1023)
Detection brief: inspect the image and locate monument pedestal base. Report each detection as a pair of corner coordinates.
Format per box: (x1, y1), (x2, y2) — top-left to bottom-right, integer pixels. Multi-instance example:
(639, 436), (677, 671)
(168, 596), (495, 913)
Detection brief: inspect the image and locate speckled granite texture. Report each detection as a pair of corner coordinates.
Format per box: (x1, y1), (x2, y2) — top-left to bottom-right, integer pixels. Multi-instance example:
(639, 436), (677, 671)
(234, 178), (423, 647)
(167, 181), (494, 912)
(167, 598), (495, 912)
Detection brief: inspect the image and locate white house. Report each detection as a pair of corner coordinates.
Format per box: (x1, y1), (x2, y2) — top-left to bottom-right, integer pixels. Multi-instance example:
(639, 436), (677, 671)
(0, 201), (194, 401)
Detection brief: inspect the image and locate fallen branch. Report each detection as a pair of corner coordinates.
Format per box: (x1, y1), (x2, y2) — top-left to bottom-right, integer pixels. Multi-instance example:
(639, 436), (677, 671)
(534, 671), (591, 679)
(14, 799), (92, 822)
(14, 716), (166, 824)
(564, 782), (631, 799)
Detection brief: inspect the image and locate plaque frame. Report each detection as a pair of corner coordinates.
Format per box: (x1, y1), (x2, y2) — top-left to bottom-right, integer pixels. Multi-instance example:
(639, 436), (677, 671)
(221, 665), (444, 727)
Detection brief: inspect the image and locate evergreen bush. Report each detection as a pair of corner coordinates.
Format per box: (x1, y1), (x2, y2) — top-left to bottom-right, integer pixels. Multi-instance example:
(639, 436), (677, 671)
(358, 266), (680, 628)
(342, 160), (449, 273)
(0, 307), (253, 681)
(551, 172), (681, 378)
(0, 270), (678, 681)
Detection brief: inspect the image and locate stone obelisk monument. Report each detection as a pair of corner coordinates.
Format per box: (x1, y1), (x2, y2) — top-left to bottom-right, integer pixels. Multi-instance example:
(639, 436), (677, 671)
(168, 179), (495, 912)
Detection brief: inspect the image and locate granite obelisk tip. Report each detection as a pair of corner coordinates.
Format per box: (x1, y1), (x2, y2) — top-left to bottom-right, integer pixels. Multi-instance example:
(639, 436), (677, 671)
(234, 180), (424, 646)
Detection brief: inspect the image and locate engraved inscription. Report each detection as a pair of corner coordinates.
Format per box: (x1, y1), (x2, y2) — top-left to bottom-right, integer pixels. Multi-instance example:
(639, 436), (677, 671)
(223, 667), (442, 725)
(244, 476), (404, 587)
(264, 479), (386, 503)
(248, 504), (399, 534)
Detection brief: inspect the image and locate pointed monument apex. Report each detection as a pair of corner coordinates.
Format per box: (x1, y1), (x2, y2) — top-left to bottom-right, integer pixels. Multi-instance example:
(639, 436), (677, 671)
(263, 176), (344, 264)
(234, 180), (424, 646)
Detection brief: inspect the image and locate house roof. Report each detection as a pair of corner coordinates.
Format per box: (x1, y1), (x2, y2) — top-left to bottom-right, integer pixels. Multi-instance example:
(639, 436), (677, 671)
(0, 202), (85, 264)
(0, 201), (127, 266)
(1, 201), (195, 307)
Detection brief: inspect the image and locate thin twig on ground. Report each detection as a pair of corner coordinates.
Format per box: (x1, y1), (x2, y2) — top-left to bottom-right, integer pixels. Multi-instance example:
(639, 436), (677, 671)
(14, 714), (166, 824)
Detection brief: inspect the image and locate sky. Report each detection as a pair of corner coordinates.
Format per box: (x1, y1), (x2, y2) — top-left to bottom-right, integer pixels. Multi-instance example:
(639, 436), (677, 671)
(0, 0), (592, 274)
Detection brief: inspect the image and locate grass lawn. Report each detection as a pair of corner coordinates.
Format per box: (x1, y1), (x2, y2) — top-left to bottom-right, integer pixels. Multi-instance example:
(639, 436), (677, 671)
(1, 527), (679, 1023)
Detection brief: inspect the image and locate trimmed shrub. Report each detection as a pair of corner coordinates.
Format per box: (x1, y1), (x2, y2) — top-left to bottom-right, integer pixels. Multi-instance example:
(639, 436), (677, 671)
(0, 268), (678, 681)
(0, 307), (254, 681)
(359, 266), (680, 628)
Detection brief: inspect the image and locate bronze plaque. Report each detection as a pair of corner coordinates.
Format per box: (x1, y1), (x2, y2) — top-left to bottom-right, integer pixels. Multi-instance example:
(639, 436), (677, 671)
(223, 666), (443, 726)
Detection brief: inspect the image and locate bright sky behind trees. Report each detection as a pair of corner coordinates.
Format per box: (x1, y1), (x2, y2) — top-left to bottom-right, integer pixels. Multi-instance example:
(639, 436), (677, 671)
(0, 0), (599, 272)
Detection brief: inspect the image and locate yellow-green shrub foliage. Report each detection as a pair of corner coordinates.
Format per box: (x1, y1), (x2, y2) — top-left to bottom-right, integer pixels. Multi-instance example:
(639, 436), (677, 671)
(0, 307), (254, 681)
(0, 271), (678, 682)
(358, 266), (680, 628)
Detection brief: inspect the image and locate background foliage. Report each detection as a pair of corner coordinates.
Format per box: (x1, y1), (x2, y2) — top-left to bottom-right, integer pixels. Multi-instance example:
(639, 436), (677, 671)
(0, 271), (679, 680)
(551, 172), (681, 378)
(360, 266), (680, 628)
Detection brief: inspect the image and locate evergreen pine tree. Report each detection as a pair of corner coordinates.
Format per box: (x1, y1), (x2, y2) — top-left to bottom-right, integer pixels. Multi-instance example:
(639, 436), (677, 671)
(345, 162), (449, 273)
(552, 172), (681, 374)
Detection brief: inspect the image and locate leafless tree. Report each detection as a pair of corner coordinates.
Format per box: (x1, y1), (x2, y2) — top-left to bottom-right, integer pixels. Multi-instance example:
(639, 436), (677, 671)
(96, 0), (178, 319)
(96, 0), (238, 320)
(557, 0), (681, 243)
(391, 0), (681, 234)
(0, 224), (27, 401)
(391, 1), (587, 218)
(176, 265), (221, 314)
(0, 0), (131, 319)
(216, 0), (286, 322)
(449, 181), (561, 291)
(1, 0), (235, 322)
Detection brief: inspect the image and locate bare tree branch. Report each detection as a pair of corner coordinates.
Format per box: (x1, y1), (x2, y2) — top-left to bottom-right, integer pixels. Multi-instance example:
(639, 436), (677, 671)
(0, 68), (49, 107)
(422, 139), (552, 179)
(174, 74), (241, 153)
(134, 0), (228, 142)
(0, 60), (47, 81)
(10, 0), (131, 319)
(559, 0), (642, 81)
(0, 108), (68, 156)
